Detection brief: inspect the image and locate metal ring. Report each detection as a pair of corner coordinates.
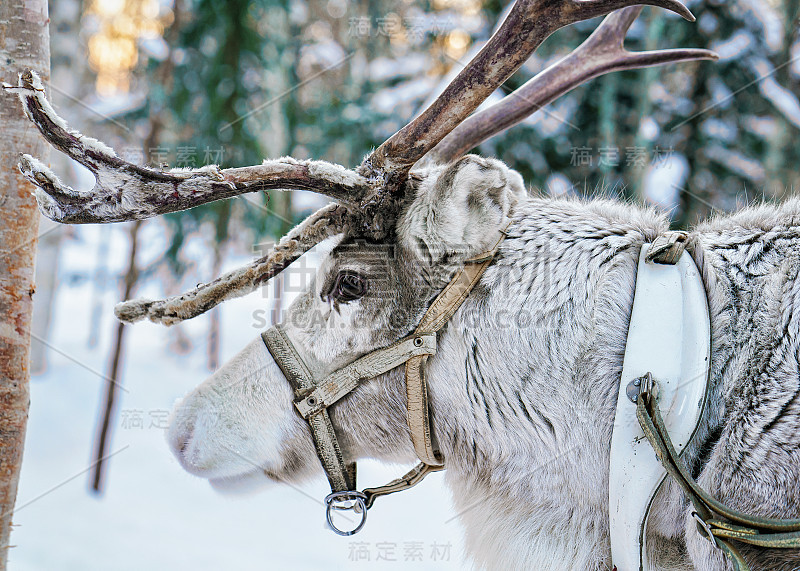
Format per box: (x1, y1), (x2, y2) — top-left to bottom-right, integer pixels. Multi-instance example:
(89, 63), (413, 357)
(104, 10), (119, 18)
(325, 491), (368, 536)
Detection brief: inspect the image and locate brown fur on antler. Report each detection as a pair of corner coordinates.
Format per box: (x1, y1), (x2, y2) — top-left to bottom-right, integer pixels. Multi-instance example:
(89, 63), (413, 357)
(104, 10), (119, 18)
(5, 1), (717, 325)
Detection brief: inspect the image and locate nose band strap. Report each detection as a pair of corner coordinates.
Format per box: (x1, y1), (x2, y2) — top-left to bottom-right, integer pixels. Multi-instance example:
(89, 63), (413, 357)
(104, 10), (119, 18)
(263, 325), (437, 492)
(262, 325), (357, 492)
(292, 333), (437, 419)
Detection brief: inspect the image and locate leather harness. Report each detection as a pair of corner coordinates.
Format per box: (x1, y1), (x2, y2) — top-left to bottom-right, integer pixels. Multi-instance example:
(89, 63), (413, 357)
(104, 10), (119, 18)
(261, 229), (507, 535)
(611, 232), (800, 570)
(262, 226), (800, 559)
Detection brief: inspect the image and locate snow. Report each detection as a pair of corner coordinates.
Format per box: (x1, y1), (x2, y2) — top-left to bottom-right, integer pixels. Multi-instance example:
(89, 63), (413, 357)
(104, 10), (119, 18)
(371, 77), (437, 115)
(369, 55), (430, 83)
(73, 131), (119, 158)
(544, 173), (574, 197)
(759, 76), (800, 129)
(300, 40), (347, 70)
(700, 117), (738, 143)
(139, 37), (169, 62)
(81, 91), (147, 121)
(531, 97), (577, 138)
(705, 145), (766, 183)
(709, 31), (753, 61)
(792, 40), (800, 80)
(13, 224), (465, 570)
(743, 114), (780, 140)
(706, 77), (734, 111)
(637, 117), (660, 142)
(23, 71), (70, 132)
(753, 58), (800, 129)
(642, 153), (689, 213)
(738, 0), (784, 53)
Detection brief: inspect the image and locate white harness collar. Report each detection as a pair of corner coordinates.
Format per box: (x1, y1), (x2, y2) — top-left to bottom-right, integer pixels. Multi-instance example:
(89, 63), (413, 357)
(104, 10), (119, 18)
(609, 237), (711, 570)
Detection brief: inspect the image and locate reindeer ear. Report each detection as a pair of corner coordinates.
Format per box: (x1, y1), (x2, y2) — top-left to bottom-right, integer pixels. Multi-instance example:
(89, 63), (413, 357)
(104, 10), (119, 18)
(400, 155), (526, 261)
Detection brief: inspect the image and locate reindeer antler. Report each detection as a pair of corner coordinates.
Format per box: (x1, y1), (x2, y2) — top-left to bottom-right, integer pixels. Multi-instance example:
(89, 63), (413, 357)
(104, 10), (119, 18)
(425, 6), (718, 164)
(7, 0), (715, 325)
(364, 0), (697, 182)
(4, 71), (371, 224)
(115, 202), (350, 325)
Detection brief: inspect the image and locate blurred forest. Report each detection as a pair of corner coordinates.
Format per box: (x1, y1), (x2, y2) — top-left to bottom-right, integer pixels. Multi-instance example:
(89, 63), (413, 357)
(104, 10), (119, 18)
(27, 0), (800, 488)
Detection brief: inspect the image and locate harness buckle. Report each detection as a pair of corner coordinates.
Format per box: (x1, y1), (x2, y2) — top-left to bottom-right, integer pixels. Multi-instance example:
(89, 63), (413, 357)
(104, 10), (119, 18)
(646, 231), (688, 265)
(325, 491), (368, 536)
(626, 372), (656, 404)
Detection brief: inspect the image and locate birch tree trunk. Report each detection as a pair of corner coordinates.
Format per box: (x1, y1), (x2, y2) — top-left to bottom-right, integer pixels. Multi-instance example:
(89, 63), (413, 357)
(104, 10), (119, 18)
(31, 0), (87, 372)
(0, 0), (50, 566)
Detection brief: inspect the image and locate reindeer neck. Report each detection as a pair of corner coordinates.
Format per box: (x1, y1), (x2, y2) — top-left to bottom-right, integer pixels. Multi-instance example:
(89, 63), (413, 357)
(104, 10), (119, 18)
(426, 197), (667, 570)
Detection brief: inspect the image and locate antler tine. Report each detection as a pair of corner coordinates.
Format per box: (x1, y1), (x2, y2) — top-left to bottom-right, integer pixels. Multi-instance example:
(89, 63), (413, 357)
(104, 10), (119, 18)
(3, 71), (370, 224)
(115, 202), (350, 325)
(363, 0), (697, 184)
(425, 6), (718, 164)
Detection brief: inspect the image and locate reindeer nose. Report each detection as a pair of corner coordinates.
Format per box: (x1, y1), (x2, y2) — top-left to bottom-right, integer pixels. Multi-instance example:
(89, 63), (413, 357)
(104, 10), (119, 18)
(167, 412), (196, 466)
(175, 426), (192, 456)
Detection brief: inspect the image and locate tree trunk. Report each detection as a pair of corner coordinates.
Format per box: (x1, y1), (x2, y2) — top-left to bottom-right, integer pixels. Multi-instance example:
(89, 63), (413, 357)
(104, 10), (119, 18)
(90, 221), (142, 493)
(207, 243), (224, 371)
(87, 226), (111, 349)
(0, 0), (50, 565)
(30, 0), (87, 372)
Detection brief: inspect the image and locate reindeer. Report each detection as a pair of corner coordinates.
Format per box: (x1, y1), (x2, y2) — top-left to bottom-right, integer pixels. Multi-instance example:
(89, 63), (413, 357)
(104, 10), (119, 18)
(7, 1), (800, 569)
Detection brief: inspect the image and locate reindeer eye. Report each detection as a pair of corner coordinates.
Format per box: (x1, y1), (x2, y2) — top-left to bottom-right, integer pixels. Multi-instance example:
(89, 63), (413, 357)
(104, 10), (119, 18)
(331, 271), (368, 303)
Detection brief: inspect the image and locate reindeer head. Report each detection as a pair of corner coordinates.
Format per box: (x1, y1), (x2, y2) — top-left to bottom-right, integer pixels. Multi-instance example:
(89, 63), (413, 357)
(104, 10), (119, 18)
(166, 155), (526, 494)
(9, 0), (715, 531)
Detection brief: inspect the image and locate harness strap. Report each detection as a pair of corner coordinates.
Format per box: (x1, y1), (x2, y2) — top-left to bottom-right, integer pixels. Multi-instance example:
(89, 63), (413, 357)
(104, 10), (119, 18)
(645, 230), (688, 265)
(262, 227), (507, 534)
(294, 333), (437, 419)
(405, 235), (508, 467)
(263, 325), (356, 491)
(635, 383), (800, 571)
(405, 356), (441, 465)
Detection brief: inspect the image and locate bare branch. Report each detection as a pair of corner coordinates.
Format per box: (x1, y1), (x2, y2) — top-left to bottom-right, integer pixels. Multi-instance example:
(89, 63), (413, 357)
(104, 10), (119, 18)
(3, 71), (370, 224)
(365, 0), (697, 180)
(425, 7), (718, 164)
(114, 203), (350, 325)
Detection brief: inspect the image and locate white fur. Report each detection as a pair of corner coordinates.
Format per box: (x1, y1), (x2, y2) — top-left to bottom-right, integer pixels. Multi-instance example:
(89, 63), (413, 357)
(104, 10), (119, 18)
(168, 158), (800, 570)
(167, 339), (293, 480)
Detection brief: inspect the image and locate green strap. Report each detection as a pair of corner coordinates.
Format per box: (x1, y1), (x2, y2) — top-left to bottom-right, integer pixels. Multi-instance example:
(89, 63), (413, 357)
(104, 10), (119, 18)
(711, 526), (800, 548)
(635, 388), (800, 570)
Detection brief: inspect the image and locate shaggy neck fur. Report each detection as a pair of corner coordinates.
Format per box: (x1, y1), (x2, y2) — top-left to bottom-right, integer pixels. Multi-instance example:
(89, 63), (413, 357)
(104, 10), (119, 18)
(420, 196), (800, 571)
(424, 196), (665, 570)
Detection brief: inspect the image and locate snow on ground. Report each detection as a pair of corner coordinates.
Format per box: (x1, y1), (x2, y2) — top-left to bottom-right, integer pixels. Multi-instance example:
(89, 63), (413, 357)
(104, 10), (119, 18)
(12, 224), (466, 570)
